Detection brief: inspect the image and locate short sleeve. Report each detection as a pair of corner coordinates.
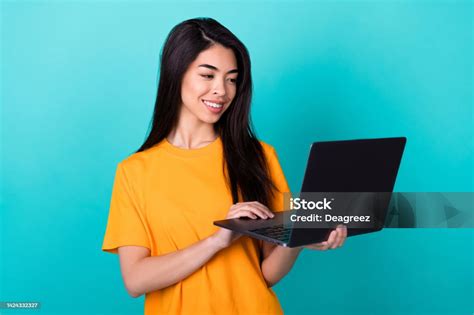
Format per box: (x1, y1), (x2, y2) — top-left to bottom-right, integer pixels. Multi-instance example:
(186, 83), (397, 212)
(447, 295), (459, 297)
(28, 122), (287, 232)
(265, 146), (291, 212)
(102, 162), (151, 254)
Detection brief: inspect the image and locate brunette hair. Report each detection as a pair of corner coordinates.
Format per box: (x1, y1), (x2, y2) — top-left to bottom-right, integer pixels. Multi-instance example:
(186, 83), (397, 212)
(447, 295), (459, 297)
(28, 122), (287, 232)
(137, 17), (276, 206)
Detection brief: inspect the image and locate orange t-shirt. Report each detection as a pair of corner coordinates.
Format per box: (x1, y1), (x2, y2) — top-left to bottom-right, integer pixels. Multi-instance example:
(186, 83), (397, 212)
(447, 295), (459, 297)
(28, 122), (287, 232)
(102, 137), (290, 315)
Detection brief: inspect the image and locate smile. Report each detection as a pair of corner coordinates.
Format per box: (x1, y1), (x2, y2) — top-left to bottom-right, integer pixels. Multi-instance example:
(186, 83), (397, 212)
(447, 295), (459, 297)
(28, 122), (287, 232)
(202, 100), (224, 108)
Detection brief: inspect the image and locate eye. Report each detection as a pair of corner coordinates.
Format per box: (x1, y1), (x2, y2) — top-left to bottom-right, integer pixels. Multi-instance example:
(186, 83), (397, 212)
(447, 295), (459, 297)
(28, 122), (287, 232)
(200, 74), (214, 79)
(227, 78), (237, 84)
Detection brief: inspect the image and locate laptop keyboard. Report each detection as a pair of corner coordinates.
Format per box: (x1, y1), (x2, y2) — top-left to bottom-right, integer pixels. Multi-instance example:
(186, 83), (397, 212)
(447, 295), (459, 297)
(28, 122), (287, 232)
(250, 224), (292, 242)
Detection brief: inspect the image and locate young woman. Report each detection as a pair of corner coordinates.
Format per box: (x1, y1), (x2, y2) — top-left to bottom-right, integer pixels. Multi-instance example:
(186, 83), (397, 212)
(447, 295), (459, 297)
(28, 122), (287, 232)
(102, 17), (347, 315)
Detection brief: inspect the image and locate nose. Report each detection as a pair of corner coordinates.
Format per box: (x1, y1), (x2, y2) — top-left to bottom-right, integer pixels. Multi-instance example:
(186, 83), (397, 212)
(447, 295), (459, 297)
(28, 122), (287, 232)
(212, 78), (227, 97)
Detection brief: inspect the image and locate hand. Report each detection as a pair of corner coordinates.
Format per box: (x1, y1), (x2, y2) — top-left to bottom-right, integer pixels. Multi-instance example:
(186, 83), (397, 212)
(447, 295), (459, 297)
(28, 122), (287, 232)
(302, 224), (347, 251)
(211, 201), (275, 250)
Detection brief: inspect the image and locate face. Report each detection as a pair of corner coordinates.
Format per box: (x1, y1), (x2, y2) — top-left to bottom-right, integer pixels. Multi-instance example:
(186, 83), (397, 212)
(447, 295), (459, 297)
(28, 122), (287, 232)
(179, 44), (238, 126)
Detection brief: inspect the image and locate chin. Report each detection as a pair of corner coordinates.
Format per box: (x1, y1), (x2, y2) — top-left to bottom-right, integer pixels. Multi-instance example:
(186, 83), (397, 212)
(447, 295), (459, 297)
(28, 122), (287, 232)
(201, 116), (221, 124)
(198, 112), (225, 124)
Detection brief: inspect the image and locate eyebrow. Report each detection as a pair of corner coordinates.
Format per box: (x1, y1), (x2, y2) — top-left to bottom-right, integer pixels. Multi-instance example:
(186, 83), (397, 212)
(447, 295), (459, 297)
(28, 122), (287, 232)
(198, 64), (238, 74)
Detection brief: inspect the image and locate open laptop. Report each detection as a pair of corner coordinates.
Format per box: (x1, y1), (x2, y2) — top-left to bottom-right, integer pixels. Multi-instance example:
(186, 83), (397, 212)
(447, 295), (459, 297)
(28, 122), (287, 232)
(214, 137), (407, 247)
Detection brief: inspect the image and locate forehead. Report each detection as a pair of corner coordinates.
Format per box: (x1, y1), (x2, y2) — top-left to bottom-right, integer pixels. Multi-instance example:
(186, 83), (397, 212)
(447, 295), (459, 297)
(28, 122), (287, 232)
(191, 44), (237, 70)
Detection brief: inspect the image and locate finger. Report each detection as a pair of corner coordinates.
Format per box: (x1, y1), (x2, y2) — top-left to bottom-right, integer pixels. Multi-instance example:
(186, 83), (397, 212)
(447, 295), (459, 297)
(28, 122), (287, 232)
(249, 201), (275, 218)
(333, 225), (347, 247)
(338, 225), (348, 247)
(240, 202), (273, 219)
(232, 202), (274, 219)
(332, 227), (344, 248)
(254, 201), (275, 218)
(326, 230), (337, 249)
(229, 205), (258, 216)
(238, 205), (271, 219)
(230, 209), (258, 219)
(331, 226), (344, 248)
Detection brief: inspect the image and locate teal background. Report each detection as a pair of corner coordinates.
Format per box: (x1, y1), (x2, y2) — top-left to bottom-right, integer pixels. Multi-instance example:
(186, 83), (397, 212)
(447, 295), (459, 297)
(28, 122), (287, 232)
(1, 1), (473, 314)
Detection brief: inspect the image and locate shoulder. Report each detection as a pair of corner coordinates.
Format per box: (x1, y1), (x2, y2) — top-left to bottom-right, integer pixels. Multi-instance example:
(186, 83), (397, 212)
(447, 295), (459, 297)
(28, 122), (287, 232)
(258, 140), (283, 169)
(258, 139), (290, 194)
(257, 139), (286, 173)
(259, 140), (286, 167)
(117, 143), (165, 178)
(258, 140), (277, 157)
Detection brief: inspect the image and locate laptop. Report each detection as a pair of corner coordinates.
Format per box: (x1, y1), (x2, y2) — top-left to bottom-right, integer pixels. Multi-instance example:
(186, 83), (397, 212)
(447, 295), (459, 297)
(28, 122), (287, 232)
(214, 137), (407, 247)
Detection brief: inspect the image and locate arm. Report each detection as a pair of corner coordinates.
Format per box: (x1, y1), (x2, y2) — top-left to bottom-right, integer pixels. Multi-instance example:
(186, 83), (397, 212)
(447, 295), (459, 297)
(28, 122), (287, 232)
(260, 242), (302, 287)
(119, 235), (225, 298)
(118, 202), (272, 298)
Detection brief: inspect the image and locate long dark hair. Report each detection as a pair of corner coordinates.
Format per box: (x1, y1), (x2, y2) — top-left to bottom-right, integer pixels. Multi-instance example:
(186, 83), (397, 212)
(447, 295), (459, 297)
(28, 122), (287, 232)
(137, 17), (277, 207)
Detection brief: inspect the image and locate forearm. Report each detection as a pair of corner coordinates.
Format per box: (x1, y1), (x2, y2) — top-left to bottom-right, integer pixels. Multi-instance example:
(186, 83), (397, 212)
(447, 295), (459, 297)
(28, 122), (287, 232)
(129, 235), (223, 297)
(261, 246), (303, 287)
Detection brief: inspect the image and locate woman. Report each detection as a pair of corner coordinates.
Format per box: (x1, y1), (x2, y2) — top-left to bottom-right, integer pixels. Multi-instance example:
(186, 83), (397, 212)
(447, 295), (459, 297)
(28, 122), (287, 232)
(102, 17), (347, 315)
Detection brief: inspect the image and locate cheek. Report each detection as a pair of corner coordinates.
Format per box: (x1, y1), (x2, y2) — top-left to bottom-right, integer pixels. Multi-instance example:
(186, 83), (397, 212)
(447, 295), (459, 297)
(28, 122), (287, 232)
(182, 79), (208, 103)
(194, 83), (213, 102)
(228, 86), (237, 101)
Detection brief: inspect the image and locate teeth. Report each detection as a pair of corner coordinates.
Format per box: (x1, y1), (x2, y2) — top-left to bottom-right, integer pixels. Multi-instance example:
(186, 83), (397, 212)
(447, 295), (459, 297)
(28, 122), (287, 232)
(203, 100), (223, 108)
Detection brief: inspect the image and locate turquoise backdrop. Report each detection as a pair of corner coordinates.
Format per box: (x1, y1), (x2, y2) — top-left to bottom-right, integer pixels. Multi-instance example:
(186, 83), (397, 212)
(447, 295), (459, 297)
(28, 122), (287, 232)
(1, 1), (473, 314)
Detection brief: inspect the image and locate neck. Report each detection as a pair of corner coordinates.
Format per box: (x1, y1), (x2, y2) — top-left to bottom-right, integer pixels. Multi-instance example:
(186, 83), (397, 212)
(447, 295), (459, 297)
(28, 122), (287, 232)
(167, 108), (218, 149)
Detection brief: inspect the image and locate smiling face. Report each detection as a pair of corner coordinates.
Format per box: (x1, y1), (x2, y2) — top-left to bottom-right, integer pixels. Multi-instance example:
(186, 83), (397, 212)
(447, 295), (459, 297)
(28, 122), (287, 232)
(179, 44), (238, 126)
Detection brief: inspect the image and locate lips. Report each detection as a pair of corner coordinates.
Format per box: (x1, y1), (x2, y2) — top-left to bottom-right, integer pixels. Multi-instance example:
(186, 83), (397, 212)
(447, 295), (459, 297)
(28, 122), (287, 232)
(202, 99), (224, 114)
